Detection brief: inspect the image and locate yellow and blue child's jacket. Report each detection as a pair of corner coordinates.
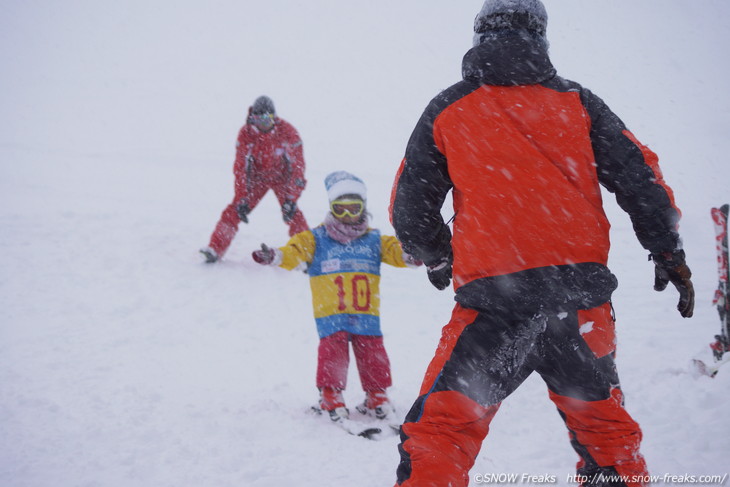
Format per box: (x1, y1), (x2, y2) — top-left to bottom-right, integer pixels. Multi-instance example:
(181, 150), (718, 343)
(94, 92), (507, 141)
(278, 225), (408, 338)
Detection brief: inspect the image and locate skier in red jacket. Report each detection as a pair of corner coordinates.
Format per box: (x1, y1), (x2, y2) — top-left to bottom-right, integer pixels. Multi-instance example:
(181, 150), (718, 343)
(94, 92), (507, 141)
(200, 96), (309, 263)
(389, 1), (694, 486)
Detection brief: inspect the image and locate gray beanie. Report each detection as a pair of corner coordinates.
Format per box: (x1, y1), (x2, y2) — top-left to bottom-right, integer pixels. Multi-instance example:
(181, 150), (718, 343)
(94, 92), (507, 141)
(473, 0), (548, 46)
(251, 95), (276, 115)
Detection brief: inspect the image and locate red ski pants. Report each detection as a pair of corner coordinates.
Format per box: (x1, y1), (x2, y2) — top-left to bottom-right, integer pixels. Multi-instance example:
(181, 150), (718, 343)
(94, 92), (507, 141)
(208, 181), (308, 256)
(396, 303), (648, 487)
(316, 331), (392, 393)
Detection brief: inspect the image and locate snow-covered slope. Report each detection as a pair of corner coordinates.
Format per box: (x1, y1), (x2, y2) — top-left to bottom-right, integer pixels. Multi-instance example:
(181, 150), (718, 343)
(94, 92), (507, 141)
(1, 1), (729, 486)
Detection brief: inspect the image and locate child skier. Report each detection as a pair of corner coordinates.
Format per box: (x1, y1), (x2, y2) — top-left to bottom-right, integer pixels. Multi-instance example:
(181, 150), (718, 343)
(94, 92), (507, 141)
(251, 171), (421, 422)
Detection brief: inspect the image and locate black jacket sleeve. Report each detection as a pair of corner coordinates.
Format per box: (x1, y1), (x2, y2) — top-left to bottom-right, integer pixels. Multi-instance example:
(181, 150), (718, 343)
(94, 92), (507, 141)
(580, 87), (682, 254)
(390, 94), (456, 266)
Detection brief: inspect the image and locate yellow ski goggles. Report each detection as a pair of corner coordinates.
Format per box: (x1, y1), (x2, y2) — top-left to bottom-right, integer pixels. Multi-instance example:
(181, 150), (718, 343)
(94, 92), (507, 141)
(330, 199), (364, 218)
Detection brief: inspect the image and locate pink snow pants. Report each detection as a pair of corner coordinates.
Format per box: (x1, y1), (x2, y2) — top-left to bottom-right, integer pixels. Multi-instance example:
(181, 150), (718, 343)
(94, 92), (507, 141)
(316, 331), (392, 392)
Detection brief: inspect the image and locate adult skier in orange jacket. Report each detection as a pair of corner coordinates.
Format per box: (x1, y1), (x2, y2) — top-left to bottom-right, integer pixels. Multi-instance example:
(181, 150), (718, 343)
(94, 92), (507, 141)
(389, 1), (694, 486)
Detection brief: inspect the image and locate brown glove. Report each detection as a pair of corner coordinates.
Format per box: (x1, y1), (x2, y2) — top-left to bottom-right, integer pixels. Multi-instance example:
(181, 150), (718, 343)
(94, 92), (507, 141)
(651, 250), (694, 318)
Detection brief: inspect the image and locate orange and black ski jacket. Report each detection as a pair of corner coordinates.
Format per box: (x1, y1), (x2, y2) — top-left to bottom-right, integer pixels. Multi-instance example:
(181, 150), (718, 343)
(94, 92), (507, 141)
(390, 32), (682, 313)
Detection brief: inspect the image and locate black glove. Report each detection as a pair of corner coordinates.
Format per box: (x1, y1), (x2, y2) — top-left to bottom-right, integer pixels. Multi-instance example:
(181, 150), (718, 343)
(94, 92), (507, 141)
(651, 250), (695, 318)
(236, 201), (251, 223)
(252, 243), (276, 265)
(426, 255), (452, 291)
(281, 200), (297, 223)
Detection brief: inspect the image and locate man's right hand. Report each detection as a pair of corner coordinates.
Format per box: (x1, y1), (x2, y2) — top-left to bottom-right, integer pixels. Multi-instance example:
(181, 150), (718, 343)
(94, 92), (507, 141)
(236, 201), (251, 223)
(426, 255), (453, 291)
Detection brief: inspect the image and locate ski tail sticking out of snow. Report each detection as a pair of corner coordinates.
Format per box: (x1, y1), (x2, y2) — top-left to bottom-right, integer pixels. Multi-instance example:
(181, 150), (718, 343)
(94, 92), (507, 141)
(692, 353), (730, 378)
(691, 204), (730, 378)
(711, 204), (730, 358)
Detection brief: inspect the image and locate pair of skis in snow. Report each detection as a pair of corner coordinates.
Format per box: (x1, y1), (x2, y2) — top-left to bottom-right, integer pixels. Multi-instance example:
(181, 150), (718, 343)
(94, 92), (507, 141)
(309, 405), (400, 440)
(691, 204), (730, 378)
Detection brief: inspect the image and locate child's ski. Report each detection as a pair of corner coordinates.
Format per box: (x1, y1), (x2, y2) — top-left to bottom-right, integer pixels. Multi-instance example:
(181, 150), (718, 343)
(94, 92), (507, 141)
(308, 406), (398, 440)
(334, 416), (384, 439)
(690, 204), (730, 378)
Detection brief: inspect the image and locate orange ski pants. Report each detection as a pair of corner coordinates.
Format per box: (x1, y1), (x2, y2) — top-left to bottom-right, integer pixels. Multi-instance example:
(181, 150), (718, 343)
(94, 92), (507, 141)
(395, 303), (648, 487)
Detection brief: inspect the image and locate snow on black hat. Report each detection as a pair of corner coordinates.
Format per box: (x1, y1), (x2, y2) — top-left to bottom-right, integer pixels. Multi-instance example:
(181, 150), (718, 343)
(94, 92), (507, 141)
(473, 0), (548, 46)
(251, 95), (275, 115)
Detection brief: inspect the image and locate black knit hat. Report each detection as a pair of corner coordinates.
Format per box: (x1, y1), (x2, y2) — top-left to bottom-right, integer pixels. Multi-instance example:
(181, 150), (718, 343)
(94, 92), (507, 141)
(474, 0), (548, 45)
(251, 95), (275, 115)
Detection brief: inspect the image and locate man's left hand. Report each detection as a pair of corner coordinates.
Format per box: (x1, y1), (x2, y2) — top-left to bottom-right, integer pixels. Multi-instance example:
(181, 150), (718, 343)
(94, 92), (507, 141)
(651, 250), (695, 318)
(281, 200), (297, 223)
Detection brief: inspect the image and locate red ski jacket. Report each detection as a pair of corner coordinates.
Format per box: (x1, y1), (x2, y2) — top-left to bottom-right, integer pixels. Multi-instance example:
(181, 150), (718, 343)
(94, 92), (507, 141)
(390, 33), (682, 313)
(233, 117), (306, 203)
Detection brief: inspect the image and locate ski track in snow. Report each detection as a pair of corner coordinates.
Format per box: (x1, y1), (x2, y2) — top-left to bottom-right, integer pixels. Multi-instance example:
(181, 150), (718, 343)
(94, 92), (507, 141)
(2, 1), (729, 486)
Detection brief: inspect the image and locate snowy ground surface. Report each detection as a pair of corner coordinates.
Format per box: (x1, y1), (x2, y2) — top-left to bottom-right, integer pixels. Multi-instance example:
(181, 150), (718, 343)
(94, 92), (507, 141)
(2, 1), (729, 486)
